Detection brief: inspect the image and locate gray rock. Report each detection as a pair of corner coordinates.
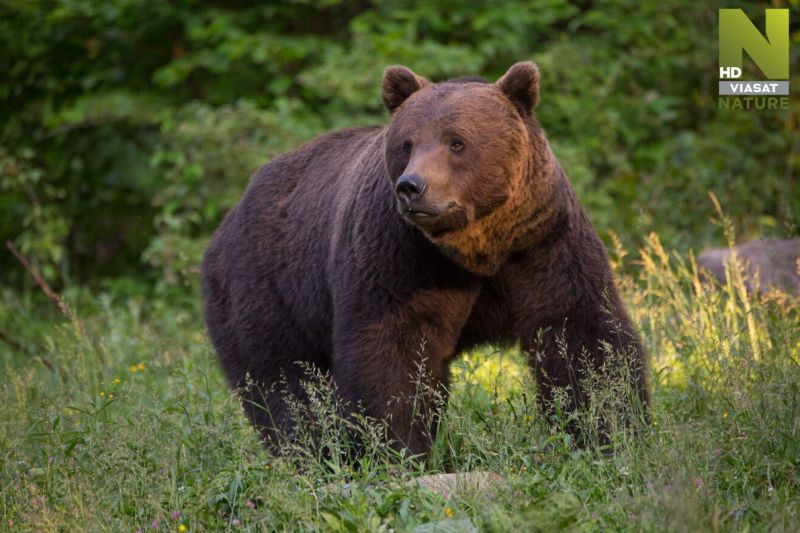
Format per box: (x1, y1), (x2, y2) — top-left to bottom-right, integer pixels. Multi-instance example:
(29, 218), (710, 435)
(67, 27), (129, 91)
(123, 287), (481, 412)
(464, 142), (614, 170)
(697, 238), (800, 295)
(411, 471), (506, 501)
(320, 471), (506, 501)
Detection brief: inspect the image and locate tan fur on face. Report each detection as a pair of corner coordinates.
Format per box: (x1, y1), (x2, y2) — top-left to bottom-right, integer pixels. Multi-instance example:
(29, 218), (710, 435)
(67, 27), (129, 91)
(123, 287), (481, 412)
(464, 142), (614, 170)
(432, 125), (560, 276)
(384, 78), (562, 276)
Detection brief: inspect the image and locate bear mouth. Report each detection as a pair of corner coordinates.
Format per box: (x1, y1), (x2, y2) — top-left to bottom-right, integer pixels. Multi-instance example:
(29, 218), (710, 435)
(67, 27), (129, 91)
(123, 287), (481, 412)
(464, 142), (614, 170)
(398, 201), (468, 236)
(404, 208), (438, 219)
(398, 200), (448, 221)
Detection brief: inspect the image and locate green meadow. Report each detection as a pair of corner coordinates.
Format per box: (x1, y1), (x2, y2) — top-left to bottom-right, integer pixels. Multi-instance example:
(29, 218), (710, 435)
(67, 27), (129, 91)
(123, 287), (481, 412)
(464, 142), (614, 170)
(2, 230), (799, 531)
(2, 1), (798, 531)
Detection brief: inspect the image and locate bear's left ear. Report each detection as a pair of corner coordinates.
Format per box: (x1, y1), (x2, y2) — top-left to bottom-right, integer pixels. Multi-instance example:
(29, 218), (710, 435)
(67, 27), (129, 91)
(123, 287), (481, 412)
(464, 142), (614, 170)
(496, 61), (540, 116)
(382, 65), (431, 114)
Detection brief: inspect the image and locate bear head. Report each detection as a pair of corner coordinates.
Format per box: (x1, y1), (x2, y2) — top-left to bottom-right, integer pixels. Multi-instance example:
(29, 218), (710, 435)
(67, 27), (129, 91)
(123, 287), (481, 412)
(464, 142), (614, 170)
(382, 62), (559, 276)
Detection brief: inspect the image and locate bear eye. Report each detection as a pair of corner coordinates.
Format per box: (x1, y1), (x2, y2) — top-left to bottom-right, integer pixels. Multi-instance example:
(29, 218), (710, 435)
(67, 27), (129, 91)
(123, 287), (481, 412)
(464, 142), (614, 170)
(450, 139), (464, 152)
(402, 140), (413, 154)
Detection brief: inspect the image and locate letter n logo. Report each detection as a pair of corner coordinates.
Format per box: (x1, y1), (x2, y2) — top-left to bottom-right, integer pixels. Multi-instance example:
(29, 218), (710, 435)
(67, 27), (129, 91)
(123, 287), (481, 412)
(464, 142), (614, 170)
(719, 9), (789, 80)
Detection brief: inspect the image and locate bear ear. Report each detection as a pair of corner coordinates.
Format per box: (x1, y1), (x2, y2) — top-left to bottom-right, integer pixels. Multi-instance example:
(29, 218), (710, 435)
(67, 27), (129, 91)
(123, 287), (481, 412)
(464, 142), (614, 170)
(382, 65), (431, 114)
(496, 61), (540, 116)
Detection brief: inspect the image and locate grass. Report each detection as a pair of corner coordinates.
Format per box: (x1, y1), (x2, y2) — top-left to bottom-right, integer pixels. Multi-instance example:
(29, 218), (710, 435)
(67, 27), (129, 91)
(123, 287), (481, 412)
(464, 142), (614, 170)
(1, 231), (799, 532)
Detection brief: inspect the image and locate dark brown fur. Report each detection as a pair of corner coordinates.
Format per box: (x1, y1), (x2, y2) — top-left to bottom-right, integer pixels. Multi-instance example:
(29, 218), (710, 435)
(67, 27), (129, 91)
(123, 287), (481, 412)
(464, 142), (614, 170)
(201, 62), (649, 455)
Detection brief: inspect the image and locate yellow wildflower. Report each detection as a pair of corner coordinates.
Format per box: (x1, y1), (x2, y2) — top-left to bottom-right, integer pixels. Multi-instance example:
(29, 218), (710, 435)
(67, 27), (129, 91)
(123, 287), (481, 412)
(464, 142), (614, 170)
(114, 378), (121, 385)
(99, 392), (105, 398)
(108, 393), (113, 399)
(178, 525), (187, 532)
(444, 507), (454, 518)
(129, 366), (138, 373)
(137, 362), (145, 371)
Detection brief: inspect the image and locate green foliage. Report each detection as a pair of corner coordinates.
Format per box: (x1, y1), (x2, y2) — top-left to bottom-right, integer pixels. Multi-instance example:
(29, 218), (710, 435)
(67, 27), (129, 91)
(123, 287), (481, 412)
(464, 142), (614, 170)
(2, 3), (799, 529)
(144, 99), (323, 290)
(1, 0), (798, 290)
(2, 238), (799, 530)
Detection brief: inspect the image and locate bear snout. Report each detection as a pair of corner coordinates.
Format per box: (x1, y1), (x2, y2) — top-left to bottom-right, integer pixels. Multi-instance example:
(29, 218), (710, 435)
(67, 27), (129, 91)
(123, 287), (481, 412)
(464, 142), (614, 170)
(395, 172), (449, 223)
(395, 173), (427, 204)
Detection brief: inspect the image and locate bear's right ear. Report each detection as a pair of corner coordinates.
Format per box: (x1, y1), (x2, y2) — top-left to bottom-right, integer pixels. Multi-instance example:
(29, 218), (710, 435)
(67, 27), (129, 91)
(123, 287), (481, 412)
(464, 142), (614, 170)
(382, 65), (431, 114)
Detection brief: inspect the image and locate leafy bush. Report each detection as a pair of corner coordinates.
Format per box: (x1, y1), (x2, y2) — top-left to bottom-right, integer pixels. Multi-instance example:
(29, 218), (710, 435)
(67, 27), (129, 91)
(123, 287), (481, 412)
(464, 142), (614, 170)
(1, 0), (797, 292)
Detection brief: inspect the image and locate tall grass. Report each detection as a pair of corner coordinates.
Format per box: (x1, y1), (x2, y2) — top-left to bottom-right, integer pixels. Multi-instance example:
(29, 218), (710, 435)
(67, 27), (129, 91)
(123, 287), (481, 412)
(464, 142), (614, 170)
(1, 231), (799, 531)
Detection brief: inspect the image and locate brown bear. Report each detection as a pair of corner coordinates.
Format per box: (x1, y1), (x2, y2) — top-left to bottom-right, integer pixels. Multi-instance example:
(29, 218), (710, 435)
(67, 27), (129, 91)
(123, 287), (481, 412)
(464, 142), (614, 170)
(201, 62), (648, 455)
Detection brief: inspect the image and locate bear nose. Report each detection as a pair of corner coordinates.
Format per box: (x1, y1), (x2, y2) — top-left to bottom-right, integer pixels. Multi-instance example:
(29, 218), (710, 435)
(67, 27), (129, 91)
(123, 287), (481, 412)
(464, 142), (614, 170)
(395, 173), (427, 202)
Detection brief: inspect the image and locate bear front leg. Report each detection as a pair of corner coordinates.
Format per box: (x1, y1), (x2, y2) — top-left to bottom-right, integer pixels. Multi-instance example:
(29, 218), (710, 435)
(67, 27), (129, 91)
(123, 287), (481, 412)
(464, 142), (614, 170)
(331, 336), (447, 454)
(330, 314), (458, 457)
(503, 237), (649, 443)
(524, 300), (649, 441)
(329, 271), (482, 457)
